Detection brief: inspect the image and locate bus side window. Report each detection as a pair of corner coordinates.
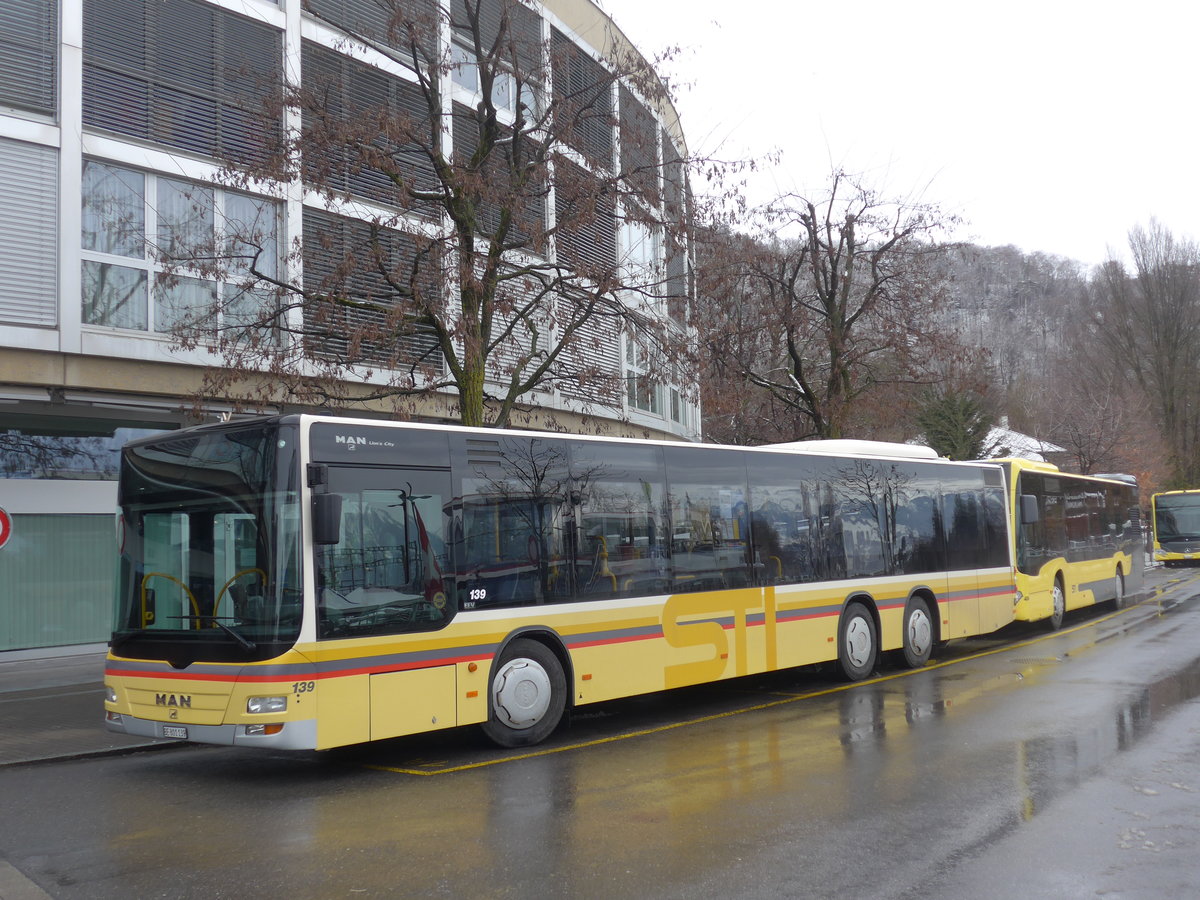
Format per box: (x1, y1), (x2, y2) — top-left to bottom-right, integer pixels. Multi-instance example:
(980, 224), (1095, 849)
(570, 441), (669, 600)
(664, 447), (751, 592)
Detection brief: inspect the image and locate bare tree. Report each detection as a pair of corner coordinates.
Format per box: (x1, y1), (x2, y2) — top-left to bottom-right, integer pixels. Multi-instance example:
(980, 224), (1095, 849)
(162, 0), (702, 428)
(695, 171), (956, 442)
(692, 227), (799, 444)
(1089, 221), (1200, 484)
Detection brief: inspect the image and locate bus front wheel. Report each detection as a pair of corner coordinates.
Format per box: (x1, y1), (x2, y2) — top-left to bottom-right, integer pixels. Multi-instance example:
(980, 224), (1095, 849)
(837, 602), (878, 681)
(900, 596), (934, 668)
(481, 638), (567, 748)
(1114, 569), (1127, 609)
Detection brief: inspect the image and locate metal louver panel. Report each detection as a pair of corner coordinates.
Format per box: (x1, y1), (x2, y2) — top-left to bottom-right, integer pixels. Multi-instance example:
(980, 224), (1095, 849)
(301, 40), (438, 216)
(555, 156), (616, 273)
(451, 100), (546, 249)
(0, 0), (57, 116)
(302, 208), (443, 371)
(304, 0), (439, 62)
(557, 307), (621, 404)
(451, 0), (542, 76)
(619, 86), (658, 205)
(82, 0), (281, 166)
(0, 137), (58, 327)
(551, 28), (612, 168)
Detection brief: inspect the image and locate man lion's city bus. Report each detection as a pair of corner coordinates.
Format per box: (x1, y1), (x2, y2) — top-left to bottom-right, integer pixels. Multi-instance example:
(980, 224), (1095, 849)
(1150, 489), (1200, 567)
(103, 416), (1112, 751)
(997, 459), (1142, 627)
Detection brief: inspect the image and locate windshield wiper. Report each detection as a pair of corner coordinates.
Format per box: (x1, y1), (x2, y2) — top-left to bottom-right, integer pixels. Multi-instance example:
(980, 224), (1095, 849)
(171, 615), (257, 651)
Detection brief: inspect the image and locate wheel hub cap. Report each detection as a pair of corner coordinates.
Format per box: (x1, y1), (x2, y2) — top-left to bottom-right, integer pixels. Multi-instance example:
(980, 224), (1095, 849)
(908, 610), (932, 656)
(845, 618), (872, 667)
(492, 658), (551, 728)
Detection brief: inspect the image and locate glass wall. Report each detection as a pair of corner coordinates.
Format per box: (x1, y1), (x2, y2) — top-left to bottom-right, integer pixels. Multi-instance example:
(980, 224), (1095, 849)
(0, 412), (169, 651)
(0, 513), (114, 650)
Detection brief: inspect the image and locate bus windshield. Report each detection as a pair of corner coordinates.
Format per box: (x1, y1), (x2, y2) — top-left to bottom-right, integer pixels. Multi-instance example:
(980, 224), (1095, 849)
(112, 422), (302, 664)
(1155, 493), (1200, 542)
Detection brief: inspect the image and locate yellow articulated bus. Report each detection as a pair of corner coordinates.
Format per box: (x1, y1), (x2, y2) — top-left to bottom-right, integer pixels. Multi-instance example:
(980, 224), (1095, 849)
(1150, 489), (1200, 567)
(105, 416), (1021, 751)
(995, 459), (1142, 628)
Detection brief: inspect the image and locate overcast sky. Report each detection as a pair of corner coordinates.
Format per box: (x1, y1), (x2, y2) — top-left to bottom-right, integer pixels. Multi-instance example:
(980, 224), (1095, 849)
(595, 0), (1198, 267)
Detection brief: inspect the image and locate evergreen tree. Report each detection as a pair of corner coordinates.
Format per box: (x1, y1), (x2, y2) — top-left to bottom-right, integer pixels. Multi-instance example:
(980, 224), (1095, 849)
(916, 390), (996, 460)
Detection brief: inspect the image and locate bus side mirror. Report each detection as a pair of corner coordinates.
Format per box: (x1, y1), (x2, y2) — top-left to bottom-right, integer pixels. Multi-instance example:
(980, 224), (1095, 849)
(1020, 494), (1039, 525)
(313, 493), (343, 545)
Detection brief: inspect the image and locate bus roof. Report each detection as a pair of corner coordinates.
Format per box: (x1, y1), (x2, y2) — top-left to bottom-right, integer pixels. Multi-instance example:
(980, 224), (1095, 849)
(993, 457), (1139, 486)
(126, 413), (1009, 471)
(768, 439), (940, 460)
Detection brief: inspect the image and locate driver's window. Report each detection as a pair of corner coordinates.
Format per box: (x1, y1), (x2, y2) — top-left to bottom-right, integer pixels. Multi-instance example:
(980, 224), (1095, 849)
(317, 470), (454, 638)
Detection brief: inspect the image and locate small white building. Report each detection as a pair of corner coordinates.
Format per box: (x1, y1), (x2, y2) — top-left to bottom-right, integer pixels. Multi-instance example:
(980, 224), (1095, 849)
(986, 417), (1065, 463)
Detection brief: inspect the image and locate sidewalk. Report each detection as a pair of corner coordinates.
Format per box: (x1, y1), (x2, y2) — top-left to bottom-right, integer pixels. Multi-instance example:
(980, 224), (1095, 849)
(0, 645), (173, 767)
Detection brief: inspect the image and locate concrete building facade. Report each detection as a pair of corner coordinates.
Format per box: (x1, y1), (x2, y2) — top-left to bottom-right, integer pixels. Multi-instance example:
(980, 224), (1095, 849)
(0, 0), (696, 651)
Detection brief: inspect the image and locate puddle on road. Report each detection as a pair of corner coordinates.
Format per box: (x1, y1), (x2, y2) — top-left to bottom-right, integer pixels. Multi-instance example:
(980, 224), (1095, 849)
(1011, 653), (1200, 827)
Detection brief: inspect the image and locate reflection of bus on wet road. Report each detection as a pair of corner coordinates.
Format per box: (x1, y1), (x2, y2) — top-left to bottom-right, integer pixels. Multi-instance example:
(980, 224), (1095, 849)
(107, 418), (1034, 751)
(997, 460), (1142, 628)
(1151, 489), (1200, 567)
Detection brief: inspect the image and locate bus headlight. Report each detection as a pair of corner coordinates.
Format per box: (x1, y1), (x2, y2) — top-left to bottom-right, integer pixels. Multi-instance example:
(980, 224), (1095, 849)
(105, 686), (118, 703)
(247, 695), (288, 714)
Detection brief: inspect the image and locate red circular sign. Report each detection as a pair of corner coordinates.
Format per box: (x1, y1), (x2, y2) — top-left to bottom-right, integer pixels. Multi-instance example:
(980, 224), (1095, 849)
(0, 507), (11, 551)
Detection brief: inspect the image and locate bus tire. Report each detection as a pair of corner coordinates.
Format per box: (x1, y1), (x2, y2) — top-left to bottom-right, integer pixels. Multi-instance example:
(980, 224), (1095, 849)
(837, 601), (877, 682)
(1049, 579), (1066, 631)
(481, 638), (566, 748)
(900, 596), (934, 668)
(1114, 569), (1127, 609)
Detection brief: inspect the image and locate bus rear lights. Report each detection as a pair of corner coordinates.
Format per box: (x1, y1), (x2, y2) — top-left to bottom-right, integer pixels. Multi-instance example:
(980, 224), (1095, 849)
(245, 723), (285, 736)
(247, 696), (288, 714)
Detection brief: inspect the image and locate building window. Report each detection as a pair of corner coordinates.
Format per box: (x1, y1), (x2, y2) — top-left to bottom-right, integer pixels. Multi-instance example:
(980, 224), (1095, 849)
(621, 219), (661, 285)
(80, 160), (280, 336)
(626, 333), (662, 415)
(0, 0), (57, 117)
(452, 40), (530, 117)
(449, 0), (543, 122)
(82, 0), (282, 166)
(670, 386), (689, 429)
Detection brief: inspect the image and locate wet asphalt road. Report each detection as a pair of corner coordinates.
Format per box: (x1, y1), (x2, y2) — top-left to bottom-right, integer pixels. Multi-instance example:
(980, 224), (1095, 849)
(3, 568), (1200, 899)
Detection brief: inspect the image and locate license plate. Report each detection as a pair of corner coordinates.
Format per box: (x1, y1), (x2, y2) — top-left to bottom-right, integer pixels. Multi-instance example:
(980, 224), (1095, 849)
(162, 725), (188, 739)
